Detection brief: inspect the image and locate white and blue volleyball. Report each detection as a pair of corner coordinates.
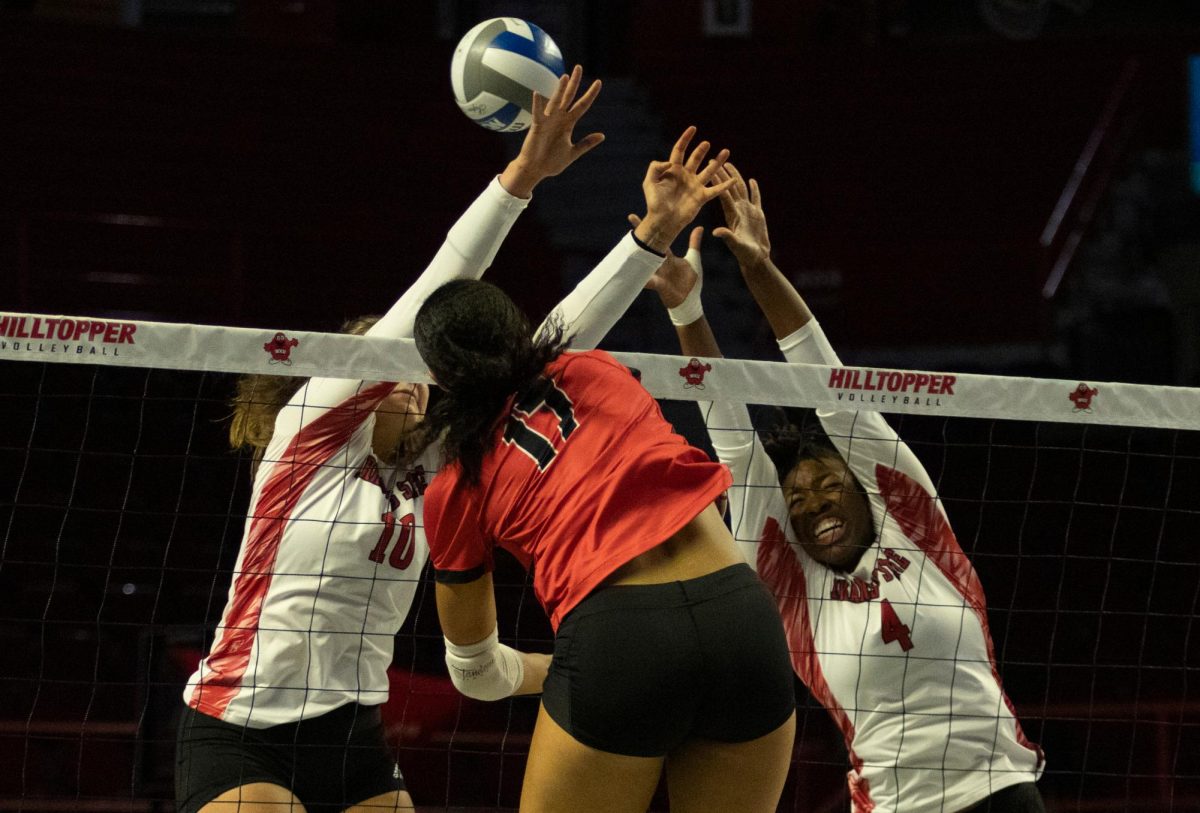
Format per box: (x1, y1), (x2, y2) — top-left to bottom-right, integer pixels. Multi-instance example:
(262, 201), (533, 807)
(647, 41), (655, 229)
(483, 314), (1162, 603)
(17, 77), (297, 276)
(451, 18), (565, 132)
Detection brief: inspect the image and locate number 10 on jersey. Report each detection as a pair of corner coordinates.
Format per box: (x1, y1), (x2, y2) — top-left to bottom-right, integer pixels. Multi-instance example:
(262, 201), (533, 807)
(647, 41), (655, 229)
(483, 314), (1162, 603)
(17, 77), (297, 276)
(368, 511), (416, 570)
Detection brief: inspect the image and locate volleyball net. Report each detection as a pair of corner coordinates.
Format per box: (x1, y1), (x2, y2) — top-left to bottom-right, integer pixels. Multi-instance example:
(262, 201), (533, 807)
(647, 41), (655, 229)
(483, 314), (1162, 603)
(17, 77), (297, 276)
(1, 311), (1198, 811)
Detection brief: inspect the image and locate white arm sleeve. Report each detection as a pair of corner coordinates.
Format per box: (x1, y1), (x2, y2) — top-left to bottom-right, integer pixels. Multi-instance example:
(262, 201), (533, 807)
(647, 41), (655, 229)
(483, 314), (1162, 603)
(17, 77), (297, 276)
(272, 177), (530, 440)
(696, 399), (787, 570)
(368, 176), (531, 341)
(535, 232), (665, 350)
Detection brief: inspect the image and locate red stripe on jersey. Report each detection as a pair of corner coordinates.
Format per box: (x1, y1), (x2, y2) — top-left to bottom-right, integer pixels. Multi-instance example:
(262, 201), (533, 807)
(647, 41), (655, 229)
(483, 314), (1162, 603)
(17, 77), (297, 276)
(877, 464), (1044, 767)
(189, 382), (393, 719)
(756, 517), (871, 796)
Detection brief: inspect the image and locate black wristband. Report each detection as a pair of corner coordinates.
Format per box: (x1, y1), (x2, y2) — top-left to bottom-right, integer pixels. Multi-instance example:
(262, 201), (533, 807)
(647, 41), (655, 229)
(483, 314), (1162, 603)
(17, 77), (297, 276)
(630, 229), (666, 258)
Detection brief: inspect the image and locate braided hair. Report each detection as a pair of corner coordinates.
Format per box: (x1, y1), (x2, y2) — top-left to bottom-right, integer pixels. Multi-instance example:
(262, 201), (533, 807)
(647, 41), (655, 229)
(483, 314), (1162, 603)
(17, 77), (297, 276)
(761, 407), (841, 485)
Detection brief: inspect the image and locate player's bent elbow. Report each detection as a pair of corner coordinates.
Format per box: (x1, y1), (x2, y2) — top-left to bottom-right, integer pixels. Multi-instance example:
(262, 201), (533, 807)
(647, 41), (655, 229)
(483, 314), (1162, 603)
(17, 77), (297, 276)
(444, 628), (526, 701)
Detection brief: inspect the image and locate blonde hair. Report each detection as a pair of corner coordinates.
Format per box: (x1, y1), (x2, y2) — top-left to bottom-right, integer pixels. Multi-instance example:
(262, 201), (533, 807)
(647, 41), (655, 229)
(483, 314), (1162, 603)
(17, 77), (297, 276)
(228, 315), (382, 471)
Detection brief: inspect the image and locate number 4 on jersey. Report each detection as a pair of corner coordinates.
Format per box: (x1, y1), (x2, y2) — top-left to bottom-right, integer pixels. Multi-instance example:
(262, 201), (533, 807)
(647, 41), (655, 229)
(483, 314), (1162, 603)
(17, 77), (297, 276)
(880, 598), (914, 651)
(503, 378), (578, 470)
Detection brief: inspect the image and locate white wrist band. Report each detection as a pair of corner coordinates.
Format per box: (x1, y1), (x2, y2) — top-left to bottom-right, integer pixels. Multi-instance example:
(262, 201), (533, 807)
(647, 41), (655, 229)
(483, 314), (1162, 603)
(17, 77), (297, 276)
(668, 247), (705, 326)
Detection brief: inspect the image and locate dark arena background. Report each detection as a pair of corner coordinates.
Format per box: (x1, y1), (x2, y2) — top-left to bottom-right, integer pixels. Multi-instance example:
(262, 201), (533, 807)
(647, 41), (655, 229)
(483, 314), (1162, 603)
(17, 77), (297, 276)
(2, 1), (1200, 811)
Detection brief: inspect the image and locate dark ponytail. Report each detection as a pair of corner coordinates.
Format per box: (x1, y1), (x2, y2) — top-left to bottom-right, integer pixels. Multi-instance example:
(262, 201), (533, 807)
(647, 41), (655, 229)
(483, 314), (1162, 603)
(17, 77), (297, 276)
(412, 280), (570, 485)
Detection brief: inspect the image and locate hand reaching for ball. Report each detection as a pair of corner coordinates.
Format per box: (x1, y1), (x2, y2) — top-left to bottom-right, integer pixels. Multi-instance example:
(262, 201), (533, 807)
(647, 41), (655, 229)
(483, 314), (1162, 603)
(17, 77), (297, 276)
(499, 65), (604, 198)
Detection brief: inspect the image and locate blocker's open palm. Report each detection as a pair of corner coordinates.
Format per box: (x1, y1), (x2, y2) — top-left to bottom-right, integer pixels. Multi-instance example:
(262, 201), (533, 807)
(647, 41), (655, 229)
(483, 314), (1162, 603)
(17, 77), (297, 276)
(712, 162), (771, 271)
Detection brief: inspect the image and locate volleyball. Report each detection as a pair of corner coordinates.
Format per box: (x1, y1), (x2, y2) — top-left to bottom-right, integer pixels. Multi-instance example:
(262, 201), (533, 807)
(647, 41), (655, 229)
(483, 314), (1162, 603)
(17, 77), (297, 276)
(450, 17), (566, 132)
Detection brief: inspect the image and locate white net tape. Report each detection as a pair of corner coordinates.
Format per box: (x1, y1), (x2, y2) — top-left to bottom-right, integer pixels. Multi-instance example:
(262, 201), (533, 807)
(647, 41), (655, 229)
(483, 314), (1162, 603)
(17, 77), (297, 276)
(4, 311), (1199, 430)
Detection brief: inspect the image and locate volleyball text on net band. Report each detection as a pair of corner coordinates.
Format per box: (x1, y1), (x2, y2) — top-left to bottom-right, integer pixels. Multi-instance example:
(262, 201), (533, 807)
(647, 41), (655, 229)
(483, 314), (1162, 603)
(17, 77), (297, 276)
(2, 311), (1198, 432)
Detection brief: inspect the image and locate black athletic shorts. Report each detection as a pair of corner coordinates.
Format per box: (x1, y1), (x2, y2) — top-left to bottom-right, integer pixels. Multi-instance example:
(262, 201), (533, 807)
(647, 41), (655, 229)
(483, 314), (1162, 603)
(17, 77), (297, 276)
(971, 782), (1045, 812)
(175, 702), (404, 813)
(542, 563), (796, 757)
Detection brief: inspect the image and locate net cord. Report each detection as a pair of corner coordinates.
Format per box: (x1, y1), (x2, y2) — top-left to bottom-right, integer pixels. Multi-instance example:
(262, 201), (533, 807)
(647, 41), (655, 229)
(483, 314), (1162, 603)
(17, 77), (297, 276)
(3, 311), (1199, 431)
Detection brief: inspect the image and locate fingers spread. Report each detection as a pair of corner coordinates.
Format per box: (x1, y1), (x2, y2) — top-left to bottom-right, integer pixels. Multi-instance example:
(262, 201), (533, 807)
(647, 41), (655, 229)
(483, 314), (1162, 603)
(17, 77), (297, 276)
(670, 126), (697, 165)
(547, 72), (570, 112)
(720, 164), (745, 202)
(712, 165), (733, 193)
(726, 161), (749, 199)
(718, 185), (737, 223)
(561, 64), (583, 110)
(569, 78), (602, 118)
(685, 140), (711, 172)
(697, 148), (731, 185)
(705, 176), (738, 201)
(573, 132), (605, 157)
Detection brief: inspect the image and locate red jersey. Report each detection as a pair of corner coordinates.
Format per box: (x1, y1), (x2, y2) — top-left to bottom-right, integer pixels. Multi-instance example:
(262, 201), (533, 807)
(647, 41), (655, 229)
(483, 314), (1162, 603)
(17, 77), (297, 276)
(423, 349), (731, 629)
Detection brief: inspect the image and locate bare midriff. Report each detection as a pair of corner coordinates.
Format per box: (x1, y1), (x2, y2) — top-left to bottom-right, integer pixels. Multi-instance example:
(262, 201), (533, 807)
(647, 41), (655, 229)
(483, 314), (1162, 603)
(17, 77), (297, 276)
(603, 503), (745, 587)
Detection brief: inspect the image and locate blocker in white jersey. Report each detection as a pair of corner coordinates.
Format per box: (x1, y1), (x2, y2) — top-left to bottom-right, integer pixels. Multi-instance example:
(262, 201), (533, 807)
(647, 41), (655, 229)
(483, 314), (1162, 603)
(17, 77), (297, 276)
(180, 173), (528, 729)
(184, 384), (438, 726)
(716, 320), (1045, 812)
(648, 161), (1045, 813)
(176, 172), (528, 813)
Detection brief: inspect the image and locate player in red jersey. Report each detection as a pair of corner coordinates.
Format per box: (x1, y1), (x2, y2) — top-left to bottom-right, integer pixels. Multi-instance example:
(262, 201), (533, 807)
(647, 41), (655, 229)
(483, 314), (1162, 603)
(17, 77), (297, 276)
(412, 129), (797, 813)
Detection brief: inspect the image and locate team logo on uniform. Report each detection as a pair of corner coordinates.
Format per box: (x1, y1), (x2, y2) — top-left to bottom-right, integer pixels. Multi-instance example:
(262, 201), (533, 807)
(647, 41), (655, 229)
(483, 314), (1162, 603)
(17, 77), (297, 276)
(398, 465), (428, 500)
(1069, 382), (1098, 412)
(263, 332), (300, 365)
(679, 358), (712, 389)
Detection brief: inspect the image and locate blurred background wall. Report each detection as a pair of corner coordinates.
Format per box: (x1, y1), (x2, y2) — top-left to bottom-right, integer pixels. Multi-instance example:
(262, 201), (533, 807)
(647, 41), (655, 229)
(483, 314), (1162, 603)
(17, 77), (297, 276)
(2, 3), (1200, 810)
(2, 0), (1199, 382)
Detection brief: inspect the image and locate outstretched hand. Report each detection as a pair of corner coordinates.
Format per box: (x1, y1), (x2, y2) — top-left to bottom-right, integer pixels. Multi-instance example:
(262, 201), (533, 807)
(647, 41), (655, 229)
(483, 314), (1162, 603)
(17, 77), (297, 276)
(633, 126), (736, 254)
(500, 65), (604, 198)
(711, 162), (771, 271)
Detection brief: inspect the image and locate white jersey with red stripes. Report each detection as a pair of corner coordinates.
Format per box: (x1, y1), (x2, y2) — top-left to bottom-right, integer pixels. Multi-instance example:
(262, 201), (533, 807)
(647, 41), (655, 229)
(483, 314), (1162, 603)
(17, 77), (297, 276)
(181, 176), (531, 727)
(184, 382), (437, 727)
(705, 319), (1044, 812)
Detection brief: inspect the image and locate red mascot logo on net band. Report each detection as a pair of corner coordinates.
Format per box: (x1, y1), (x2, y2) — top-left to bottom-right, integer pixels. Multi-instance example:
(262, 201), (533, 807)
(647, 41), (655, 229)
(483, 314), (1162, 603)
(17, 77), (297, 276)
(1069, 382), (1098, 412)
(679, 358), (712, 388)
(264, 332), (300, 365)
